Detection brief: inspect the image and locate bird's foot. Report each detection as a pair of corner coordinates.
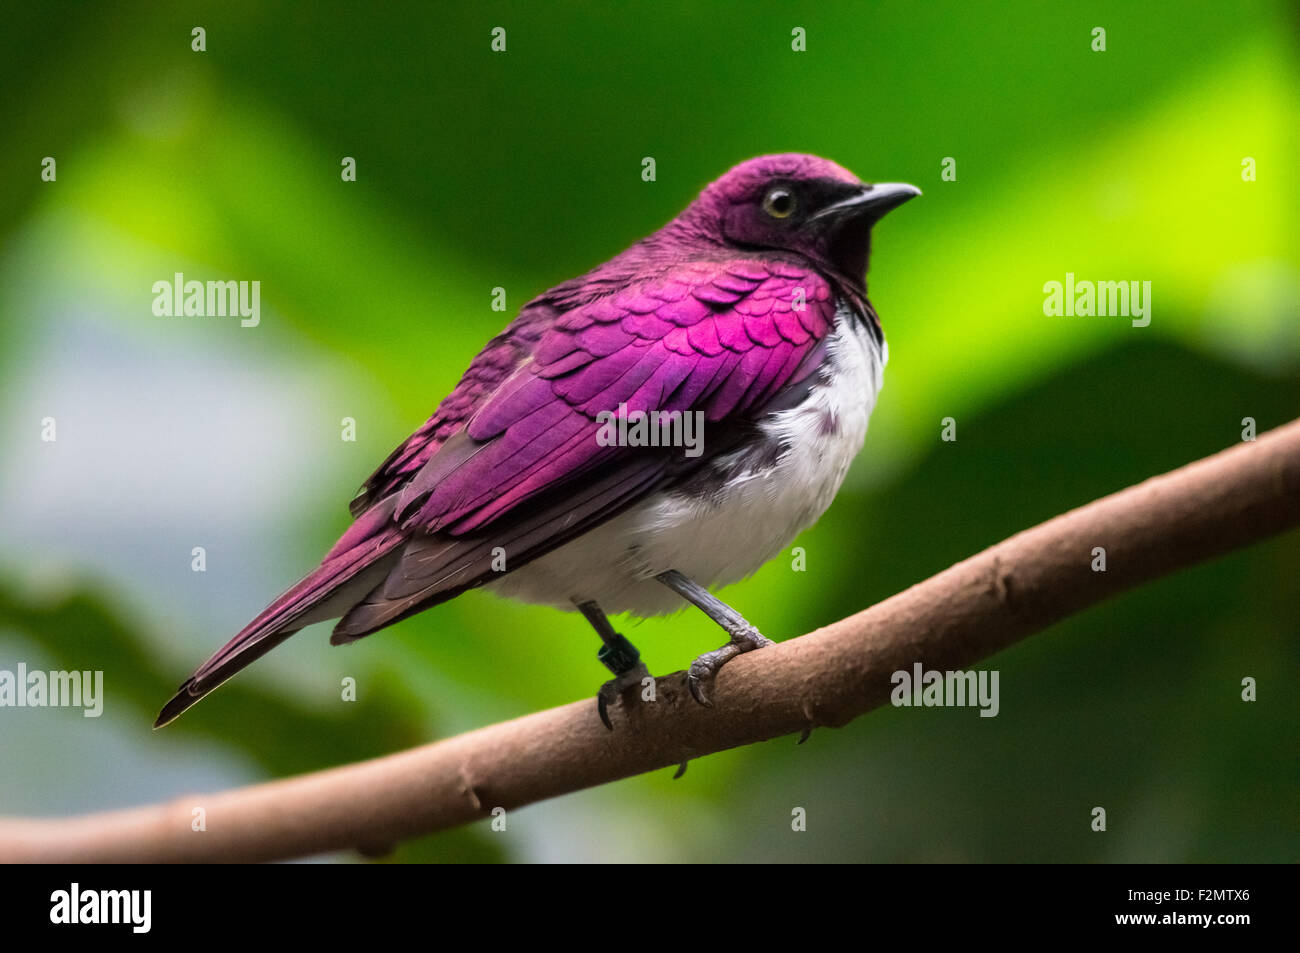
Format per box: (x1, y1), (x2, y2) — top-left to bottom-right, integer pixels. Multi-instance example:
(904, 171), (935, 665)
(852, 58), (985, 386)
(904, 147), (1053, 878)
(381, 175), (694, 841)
(686, 623), (773, 707)
(596, 660), (652, 731)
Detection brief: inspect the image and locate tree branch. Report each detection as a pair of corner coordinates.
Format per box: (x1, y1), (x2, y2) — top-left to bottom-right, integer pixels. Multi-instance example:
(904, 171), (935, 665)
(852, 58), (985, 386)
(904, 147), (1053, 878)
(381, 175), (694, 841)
(3, 420), (1298, 863)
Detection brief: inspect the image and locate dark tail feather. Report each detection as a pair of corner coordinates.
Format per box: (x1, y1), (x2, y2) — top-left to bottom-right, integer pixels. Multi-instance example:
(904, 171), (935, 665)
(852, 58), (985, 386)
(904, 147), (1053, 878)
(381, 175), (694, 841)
(154, 627), (301, 728)
(155, 500), (404, 728)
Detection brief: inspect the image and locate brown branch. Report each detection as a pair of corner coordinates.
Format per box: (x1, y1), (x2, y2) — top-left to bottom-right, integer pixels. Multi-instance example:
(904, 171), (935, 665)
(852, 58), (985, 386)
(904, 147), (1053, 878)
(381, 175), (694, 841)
(3, 420), (1299, 863)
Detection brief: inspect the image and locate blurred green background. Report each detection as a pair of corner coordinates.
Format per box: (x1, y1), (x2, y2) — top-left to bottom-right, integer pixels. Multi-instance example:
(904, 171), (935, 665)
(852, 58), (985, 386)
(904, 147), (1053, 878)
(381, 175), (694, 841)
(1, 1), (1297, 862)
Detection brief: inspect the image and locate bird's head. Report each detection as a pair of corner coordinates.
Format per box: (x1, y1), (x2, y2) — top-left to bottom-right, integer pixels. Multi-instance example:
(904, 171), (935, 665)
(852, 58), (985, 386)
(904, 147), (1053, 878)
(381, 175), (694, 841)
(678, 153), (919, 285)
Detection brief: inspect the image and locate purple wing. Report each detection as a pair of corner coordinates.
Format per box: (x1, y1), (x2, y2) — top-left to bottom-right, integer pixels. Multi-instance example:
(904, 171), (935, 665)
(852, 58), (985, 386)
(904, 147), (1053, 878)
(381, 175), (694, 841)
(398, 260), (832, 534)
(331, 258), (835, 635)
(157, 257), (834, 725)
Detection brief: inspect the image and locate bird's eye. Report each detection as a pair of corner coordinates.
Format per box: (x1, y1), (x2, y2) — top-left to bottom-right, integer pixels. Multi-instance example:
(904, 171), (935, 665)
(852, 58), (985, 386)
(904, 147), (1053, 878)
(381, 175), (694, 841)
(762, 187), (796, 219)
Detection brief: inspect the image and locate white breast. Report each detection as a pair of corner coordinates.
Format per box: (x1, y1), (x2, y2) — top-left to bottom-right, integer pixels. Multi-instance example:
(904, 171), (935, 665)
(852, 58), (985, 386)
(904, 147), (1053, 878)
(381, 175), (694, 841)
(487, 302), (886, 617)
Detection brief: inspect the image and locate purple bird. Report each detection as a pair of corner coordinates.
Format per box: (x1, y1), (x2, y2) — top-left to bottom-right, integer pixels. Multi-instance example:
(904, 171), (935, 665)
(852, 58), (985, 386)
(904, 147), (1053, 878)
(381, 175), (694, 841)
(156, 154), (919, 730)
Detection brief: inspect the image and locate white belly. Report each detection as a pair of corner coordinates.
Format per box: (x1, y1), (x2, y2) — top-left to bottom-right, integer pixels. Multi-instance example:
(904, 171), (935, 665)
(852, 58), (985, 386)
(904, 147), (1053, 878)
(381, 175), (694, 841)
(486, 307), (886, 617)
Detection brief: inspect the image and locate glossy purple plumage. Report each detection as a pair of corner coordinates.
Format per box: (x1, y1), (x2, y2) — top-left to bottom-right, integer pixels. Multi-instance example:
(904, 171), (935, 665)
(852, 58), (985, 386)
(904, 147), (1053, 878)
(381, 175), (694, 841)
(158, 154), (883, 725)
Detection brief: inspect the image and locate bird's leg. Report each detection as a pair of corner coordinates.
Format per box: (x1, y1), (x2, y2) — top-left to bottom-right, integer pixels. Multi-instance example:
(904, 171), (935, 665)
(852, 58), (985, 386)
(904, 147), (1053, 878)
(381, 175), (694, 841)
(576, 600), (650, 730)
(655, 569), (773, 706)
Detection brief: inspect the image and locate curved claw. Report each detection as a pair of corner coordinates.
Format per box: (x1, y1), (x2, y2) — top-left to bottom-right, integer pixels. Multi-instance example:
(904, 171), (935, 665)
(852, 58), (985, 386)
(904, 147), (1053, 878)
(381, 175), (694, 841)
(595, 660), (651, 730)
(686, 625), (771, 708)
(686, 672), (714, 708)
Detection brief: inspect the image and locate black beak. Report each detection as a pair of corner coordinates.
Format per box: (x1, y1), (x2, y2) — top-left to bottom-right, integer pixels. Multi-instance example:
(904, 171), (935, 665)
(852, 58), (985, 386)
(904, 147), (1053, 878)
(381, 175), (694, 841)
(810, 182), (921, 225)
